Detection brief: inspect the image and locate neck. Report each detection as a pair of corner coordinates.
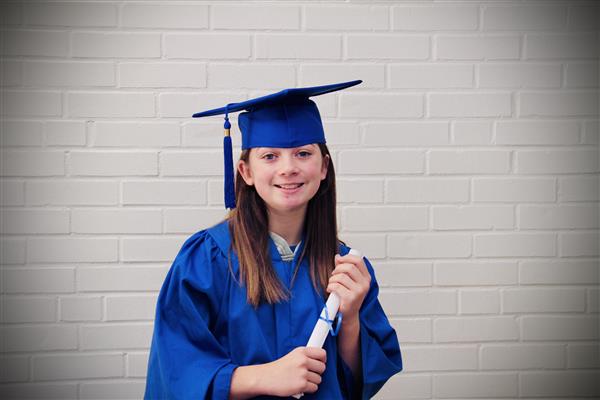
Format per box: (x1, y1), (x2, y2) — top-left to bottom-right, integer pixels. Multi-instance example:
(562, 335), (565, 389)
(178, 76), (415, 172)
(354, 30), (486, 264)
(267, 206), (306, 245)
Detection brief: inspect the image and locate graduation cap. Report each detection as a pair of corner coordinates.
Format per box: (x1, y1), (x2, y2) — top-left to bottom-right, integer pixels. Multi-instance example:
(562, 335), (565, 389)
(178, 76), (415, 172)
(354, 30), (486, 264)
(192, 80), (362, 209)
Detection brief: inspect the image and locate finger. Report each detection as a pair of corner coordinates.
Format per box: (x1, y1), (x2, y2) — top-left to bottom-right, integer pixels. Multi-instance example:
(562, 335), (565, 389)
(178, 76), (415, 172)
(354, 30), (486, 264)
(304, 347), (327, 363)
(304, 381), (319, 394)
(329, 272), (361, 293)
(331, 263), (363, 284)
(327, 281), (352, 300)
(306, 371), (322, 385)
(307, 358), (326, 375)
(336, 254), (370, 279)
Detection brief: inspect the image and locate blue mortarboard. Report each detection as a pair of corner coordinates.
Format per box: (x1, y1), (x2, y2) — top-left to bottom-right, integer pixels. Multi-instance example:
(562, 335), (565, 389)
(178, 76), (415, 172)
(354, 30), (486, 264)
(192, 80), (362, 209)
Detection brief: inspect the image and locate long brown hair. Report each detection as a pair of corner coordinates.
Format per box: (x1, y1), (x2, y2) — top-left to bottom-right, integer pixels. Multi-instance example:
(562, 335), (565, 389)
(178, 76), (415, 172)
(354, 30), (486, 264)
(228, 143), (339, 307)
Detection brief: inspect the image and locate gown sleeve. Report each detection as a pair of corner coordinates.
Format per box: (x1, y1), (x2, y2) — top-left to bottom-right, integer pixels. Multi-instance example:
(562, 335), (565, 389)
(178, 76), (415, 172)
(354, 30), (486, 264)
(144, 230), (236, 400)
(337, 254), (403, 399)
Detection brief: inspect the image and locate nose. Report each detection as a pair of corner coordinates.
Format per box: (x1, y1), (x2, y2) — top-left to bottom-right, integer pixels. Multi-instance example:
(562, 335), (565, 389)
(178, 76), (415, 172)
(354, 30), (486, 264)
(279, 153), (299, 176)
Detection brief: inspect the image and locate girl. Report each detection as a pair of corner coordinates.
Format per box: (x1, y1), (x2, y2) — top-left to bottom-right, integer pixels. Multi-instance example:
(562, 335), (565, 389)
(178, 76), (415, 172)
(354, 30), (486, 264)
(145, 80), (402, 399)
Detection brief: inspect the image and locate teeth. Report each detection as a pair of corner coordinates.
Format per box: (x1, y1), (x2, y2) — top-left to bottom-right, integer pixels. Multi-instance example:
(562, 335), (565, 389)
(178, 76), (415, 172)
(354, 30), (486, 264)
(277, 183), (302, 189)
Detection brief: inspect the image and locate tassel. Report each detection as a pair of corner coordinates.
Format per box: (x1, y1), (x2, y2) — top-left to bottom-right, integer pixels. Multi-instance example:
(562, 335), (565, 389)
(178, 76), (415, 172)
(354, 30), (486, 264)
(223, 115), (236, 209)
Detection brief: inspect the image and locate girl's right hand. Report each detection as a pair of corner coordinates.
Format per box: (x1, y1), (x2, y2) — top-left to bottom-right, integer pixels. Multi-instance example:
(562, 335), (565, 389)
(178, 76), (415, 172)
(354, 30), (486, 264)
(259, 347), (327, 397)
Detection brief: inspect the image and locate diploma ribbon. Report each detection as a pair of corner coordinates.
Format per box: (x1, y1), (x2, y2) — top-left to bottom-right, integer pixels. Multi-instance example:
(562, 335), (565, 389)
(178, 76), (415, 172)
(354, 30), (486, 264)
(318, 305), (342, 337)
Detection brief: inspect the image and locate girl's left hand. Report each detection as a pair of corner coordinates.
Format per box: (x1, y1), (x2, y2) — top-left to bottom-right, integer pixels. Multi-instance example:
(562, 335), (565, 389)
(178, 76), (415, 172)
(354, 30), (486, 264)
(326, 253), (371, 322)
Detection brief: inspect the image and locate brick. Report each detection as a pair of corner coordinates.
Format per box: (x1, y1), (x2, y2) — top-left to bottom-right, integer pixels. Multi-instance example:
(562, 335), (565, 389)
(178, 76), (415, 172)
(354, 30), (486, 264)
(1, 150), (64, 177)
(583, 120), (599, 145)
(106, 295), (158, 321)
(2, 268), (74, 294)
(389, 234), (471, 258)
(80, 381), (146, 400)
(517, 149), (599, 174)
(393, 5), (478, 30)
(520, 91), (598, 117)
(581, 170), (600, 203)
(565, 62), (598, 88)
(337, 179), (383, 204)
(300, 64), (384, 88)
(1, 180), (24, 206)
(387, 179), (469, 204)
(0, 238), (25, 265)
(322, 121), (360, 145)
(496, 120), (579, 145)
(338, 150), (424, 175)
(1, 60), (21, 86)
(520, 260), (600, 285)
(429, 92), (511, 117)
(69, 151), (157, 176)
(433, 373), (518, 398)
(0, 383), (77, 399)
(24, 2), (116, 27)
(26, 180), (119, 206)
(67, 92), (155, 118)
(337, 233), (386, 260)
(164, 208), (228, 233)
(78, 266), (168, 292)
(482, 343), (565, 370)
(45, 120), (87, 146)
(475, 233), (555, 257)
(568, 344), (600, 369)
(1, 296), (56, 323)
(341, 93), (423, 119)
(390, 318), (432, 343)
(1, 209), (68, 234)
(119, 62), (206, 88)
(165, 33), (251, 59)
(380, 290), (456, 316)
(72, 32), (160, 58)
(91, 121), (179, 147)
(343, 206), (427, 232)
(375, 262), (432, 287)
(207, 179), (226, 206)
(435, 317), (519, 342)
(452, 121), (493, 145)
(483, 5), (566, 30)
(526, 33), (598, 59)
(121, 4), (208, 28)
(568, 5), (600, 30)
(72, 208), (162, 234)
(256, 34), (341, 60)
(1, 120), (43, 146)
(28, 237), (118, 263)
(2, 29), (68, 57)
(306, 5), (388, 30)
(1, 325), (77, 352)
(480, 63), (561, 88)
(522, 316), (599, 341)
(436, 35), (520, 60)
(504, 288), (586, 313)
(160, 151), (223, 176)
(460, 289), (500, 314)
(392, 64), (473, 89)
(473, 178), (556, 202)
(429, 150), (510, 174)
(33, 354), (123, 381)
(560, 232), (599, 257)
(376, 374), (431, 400)
(588, 288), (599, 313)
(364, 122), (448, 146)
(123, 181), (206, 205)
(433, 205), (514, 230)
(60, 296), (102, 321)
(435, 261), (518, 286)
(1, 3), (22, 26)
(2, 90), (62, 117)
(403, 345), (477, 372)
(122, 237), (185, 262)
(520, 204), (598, 229)
(127, 352), (149, 378)
(347, 35), (429, 59)
(208, 63), (294, 89)
(212, 4), (298, 29)
(158, 92), (246, 118)
(81, 323), (153, 350)
(23, 61), (115, 87)
(520, 371), (599, 397)
(0, 356), (28, 383)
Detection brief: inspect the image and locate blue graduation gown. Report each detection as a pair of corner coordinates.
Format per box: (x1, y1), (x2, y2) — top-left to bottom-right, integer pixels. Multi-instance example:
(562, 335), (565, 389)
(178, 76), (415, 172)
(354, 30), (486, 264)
(144, 221), (402, 399)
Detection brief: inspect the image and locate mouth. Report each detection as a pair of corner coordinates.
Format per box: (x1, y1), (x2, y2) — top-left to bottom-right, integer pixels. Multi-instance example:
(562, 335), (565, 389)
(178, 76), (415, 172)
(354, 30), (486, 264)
(274, 183), (304, 190)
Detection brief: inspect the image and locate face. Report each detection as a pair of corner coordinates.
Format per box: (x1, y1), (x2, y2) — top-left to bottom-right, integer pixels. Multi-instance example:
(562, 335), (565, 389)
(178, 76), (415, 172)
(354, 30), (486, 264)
(237, 144), (329, 215)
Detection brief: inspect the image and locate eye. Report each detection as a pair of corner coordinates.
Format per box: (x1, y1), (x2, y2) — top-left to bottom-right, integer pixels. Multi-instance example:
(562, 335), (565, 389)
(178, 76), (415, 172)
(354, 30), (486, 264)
(297, 150), (312, 158)
(262, 153), (276, 161)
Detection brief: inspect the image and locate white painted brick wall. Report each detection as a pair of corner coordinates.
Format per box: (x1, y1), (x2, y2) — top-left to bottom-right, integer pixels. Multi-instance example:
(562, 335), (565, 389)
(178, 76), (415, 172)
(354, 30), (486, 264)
(0, 1), (598, 399)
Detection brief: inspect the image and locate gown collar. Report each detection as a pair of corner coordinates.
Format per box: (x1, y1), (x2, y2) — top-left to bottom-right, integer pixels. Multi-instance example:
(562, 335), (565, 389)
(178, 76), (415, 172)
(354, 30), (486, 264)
(269, 231), (303, 262)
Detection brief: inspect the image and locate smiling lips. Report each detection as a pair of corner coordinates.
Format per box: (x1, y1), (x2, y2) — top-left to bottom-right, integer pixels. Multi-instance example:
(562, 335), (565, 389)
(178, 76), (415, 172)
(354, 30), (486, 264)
(274, 183), (304, 190)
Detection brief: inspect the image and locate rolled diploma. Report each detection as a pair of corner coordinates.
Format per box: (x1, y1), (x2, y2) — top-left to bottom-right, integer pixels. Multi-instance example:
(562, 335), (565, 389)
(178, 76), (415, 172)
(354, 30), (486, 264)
(293, 248), (362, 398)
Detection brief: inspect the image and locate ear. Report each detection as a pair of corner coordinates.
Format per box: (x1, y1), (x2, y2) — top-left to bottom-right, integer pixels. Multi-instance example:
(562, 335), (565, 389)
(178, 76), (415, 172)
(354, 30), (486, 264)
(320, 154), (330, 181)
(237, 159), (254, 186)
